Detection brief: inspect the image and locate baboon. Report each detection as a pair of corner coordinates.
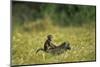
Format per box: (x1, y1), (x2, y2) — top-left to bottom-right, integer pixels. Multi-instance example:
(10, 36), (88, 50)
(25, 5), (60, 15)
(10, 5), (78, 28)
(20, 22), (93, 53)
(44, 35), (56, 51)
(36, 35), (71, 55)
(36, 35), (56, 53)
(50, 42), (71, 55)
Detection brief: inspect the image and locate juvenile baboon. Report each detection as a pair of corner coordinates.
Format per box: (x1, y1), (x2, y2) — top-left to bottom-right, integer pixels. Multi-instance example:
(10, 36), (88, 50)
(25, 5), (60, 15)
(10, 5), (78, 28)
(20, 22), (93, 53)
(44, 35), (56, 51)
(36, 35), (56, 53)
(36, 35), (71, 55)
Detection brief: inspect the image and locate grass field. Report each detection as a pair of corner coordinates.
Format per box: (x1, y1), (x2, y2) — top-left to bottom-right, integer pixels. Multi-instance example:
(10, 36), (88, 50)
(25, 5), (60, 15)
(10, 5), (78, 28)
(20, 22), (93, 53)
(12, 21), (96, 65)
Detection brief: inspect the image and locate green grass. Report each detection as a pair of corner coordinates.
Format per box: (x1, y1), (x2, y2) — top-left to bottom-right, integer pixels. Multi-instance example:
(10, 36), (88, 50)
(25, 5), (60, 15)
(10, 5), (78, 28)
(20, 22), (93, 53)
(12, 22), (96, 65)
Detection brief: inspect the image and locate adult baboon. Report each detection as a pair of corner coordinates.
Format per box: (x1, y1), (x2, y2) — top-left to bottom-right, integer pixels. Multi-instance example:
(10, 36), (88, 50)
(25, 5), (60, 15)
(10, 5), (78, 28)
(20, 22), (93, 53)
(36, 35), (71, 55)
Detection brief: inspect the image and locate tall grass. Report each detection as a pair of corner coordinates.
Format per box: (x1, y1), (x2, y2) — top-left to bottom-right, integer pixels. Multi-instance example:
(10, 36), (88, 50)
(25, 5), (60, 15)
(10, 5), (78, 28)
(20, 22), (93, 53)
(12, 20), (96, 65)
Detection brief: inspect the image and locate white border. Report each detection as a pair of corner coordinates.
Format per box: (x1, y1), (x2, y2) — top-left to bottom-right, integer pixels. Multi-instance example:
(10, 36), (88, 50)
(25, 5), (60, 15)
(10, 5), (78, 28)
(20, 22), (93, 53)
(0, 0), (100, 67)
(0, 0), (10, 67)
(15, 0), (97, 5)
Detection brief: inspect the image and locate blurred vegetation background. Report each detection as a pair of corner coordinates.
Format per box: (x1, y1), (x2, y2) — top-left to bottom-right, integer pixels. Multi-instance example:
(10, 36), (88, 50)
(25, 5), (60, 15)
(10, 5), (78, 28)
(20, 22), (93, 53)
(12, 1), (96, 28)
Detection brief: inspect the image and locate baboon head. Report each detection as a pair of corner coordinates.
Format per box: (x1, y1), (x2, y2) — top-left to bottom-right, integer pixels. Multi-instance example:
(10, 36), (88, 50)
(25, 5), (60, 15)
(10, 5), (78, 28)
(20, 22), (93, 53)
(67, 43), (71, 50)
(63, 42), (71, 50)
(47, 35), (53, 41)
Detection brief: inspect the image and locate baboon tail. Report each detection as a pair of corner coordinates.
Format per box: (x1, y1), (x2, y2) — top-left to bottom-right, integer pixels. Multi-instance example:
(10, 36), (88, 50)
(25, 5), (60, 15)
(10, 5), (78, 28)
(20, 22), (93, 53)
(36, 48), (44, 54)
